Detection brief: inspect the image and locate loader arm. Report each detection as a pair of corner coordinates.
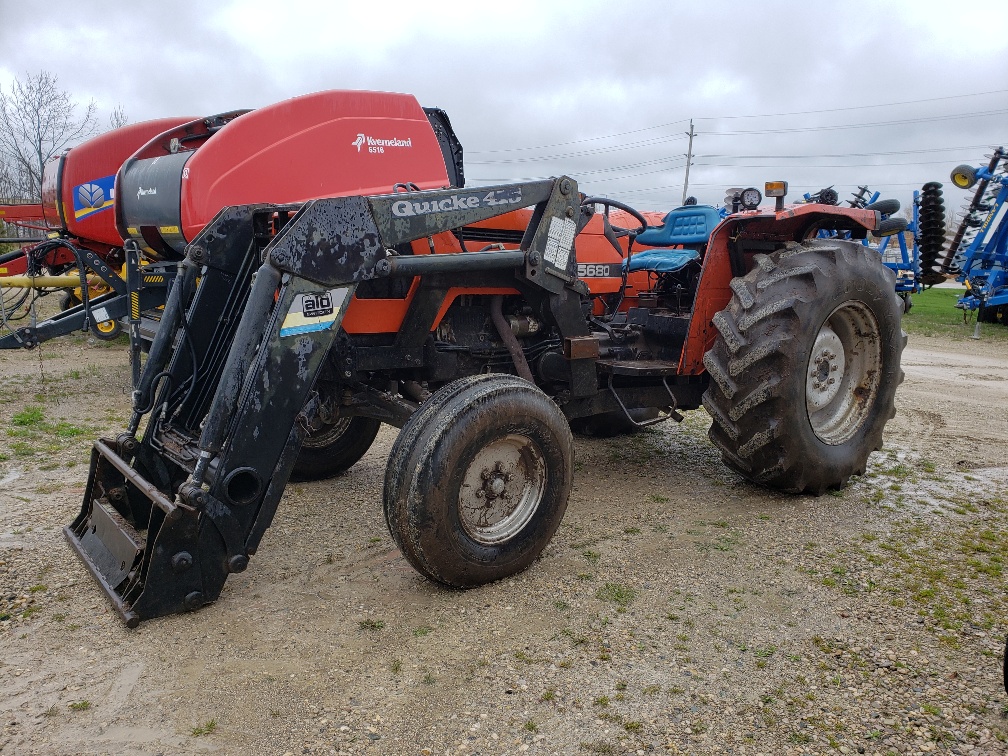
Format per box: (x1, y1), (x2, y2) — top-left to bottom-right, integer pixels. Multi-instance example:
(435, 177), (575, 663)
(68, 178), (583, 625)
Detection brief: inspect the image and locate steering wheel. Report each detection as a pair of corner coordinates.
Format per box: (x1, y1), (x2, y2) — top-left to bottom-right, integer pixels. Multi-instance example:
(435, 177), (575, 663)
(581, 197), (649, 237)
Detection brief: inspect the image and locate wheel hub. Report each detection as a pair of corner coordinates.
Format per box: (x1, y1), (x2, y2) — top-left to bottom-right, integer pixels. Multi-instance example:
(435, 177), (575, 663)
(459, 434), (546, 545)
(807, 326), (845, 410)
(805, 301), (882, 446)
(478, 462), (512, 500)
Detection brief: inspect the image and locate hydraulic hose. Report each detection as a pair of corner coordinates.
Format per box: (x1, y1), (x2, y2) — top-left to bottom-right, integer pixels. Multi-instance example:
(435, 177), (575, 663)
(490, 294), (534, 383)
(192, 262), (282, 485)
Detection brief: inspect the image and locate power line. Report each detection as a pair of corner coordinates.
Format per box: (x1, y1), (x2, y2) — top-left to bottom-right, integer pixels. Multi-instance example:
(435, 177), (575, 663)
(613, 180), (947, 196)
(468, 155), (687, 183)
(705, 109), (1008, 137)
(468, 163), (688, 185)
(700, 144), (992, 160)
(469, 144), (986, 185)
(467, 89), (1008, 156)
(468, 118), (691, 156)
(470, 124), (1002, 167)
(467, 133), (689, 165)
(692, 159), (959, 169)
(694, 89), (1008, 121)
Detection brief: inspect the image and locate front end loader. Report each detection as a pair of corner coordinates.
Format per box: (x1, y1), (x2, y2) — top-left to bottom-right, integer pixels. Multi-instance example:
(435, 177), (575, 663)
(66, 168), (903, 626)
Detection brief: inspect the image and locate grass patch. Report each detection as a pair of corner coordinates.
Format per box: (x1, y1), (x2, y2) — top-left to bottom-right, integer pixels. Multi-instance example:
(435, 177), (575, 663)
(596, 582), (636, 608)
(191, 719), (217, 736)
(358, 618), (385, 631)
(11, 406), (45, 427)
(69, 700), (91, 711)
(580, 742), (617, 754)
(903, 287), (1008, 341)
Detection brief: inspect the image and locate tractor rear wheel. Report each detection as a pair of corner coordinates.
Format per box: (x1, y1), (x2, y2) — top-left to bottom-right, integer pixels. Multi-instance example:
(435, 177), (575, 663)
(702, 239), (905, 494)
(384, 374), (573, 586)
(291, 416), (381, 481)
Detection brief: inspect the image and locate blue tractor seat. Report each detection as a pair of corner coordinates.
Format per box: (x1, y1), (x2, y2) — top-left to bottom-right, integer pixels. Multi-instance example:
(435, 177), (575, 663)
(636, 204), (721, 247)
(625, 248), (700, 274)
(624, 204), (720, 274)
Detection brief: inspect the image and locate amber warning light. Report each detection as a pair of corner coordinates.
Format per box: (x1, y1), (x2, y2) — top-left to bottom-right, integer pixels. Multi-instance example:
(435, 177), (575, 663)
(765, 181), (788, 210)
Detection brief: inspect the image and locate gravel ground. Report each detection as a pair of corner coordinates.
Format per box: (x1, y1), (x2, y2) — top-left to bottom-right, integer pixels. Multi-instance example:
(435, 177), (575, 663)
(0, 331), (1006, 755)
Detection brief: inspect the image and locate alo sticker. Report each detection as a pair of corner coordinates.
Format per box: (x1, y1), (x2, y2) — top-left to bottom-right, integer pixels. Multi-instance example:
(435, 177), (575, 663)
(302, 292), (334, 318)
(279, 288), (349, 338)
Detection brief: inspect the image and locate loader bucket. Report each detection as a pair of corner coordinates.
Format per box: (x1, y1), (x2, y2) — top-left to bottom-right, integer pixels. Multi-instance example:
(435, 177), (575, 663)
(65, 439), (205, 627)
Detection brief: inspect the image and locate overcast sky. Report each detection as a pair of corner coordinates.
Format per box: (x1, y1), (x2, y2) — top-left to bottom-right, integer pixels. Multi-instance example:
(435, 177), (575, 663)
(2, 0), (1006, 211)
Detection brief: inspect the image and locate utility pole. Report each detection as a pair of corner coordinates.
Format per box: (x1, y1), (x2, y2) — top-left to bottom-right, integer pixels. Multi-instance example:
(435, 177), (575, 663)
(682, 119), (695, 205)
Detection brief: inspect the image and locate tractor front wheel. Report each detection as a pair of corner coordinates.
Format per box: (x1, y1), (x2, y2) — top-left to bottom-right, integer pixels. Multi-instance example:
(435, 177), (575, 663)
(291, 416), (381, 481)
(384, 374), (573, 586)
(702, 239), (905, 494)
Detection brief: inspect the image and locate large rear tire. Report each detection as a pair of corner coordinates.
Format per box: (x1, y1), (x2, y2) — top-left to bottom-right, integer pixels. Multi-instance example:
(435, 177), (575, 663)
(702, 239), (905, 494)
(291, 416), (381, 481)
(384, 374), (573, 586)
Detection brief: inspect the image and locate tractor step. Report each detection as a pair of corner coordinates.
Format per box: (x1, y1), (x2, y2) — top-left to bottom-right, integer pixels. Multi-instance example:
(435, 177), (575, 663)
(596, 359), (680, 377)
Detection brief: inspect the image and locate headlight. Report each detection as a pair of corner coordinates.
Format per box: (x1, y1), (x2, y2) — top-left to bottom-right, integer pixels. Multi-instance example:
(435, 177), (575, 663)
(740, 187), (762, 210)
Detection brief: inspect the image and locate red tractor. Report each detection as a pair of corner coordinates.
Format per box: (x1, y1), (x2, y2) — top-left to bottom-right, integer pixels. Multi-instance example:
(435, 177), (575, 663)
(62, 90), (904, 625)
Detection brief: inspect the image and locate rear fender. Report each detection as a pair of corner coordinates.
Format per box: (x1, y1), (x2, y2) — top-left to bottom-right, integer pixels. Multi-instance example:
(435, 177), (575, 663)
(679, 205), (879, 374)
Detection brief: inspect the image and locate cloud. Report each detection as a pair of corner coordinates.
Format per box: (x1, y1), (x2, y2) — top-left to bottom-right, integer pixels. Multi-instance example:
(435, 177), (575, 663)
(1, 0), (1005, 208)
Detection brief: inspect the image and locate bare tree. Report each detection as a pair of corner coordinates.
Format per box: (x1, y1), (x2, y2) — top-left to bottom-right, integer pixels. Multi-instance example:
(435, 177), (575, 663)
(0, 71), (97, 201)
(109, 104), (128, 130)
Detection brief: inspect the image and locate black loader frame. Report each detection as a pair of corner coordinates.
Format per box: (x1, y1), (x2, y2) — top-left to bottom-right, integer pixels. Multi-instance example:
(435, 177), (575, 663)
(68, 178), (620, 625)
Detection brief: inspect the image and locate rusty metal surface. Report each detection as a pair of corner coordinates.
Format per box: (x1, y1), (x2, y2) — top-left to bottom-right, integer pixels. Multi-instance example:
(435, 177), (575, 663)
(93, 439), (181, 517)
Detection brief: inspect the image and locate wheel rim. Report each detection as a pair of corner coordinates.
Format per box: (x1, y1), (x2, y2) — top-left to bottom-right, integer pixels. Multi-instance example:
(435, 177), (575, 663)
(805, 301), (882, 445)
(95, 320), (117, 334)
(301, 417), (352, 449)
(458, 433), (546, 545)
